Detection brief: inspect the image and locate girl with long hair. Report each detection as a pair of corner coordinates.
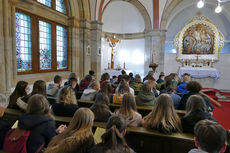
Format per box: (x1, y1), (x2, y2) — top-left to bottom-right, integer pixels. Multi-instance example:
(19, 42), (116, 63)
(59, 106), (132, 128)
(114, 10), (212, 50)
(90, 92), (112, 122)
(17, 80), (46, 111)
(90, 115), (134, 153)
(182, 95), (217, 133)
(8, 81), (29, 109)
(45, 108), (95, 153)
(16, 94), (56, 153)
(143, 94), (182, 134)
(115, 93), (142, 127)
(51, 86), (78, 117)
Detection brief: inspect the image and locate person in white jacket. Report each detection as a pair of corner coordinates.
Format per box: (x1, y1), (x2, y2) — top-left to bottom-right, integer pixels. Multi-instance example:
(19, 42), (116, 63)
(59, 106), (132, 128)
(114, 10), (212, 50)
(80, 81), (100, 101)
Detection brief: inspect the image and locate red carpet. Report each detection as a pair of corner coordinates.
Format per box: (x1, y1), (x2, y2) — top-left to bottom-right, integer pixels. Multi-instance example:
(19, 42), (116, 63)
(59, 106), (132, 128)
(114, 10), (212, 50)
(213, 101), (230, 130)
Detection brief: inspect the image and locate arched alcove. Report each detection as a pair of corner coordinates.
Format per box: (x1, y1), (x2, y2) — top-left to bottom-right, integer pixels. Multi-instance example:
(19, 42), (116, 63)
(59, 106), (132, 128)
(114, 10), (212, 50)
(100, 1), (150, 77)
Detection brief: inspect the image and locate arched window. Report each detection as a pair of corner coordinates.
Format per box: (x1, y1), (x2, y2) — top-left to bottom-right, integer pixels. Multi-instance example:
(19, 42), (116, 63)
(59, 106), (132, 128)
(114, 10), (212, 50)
(16, 0), (68, 74)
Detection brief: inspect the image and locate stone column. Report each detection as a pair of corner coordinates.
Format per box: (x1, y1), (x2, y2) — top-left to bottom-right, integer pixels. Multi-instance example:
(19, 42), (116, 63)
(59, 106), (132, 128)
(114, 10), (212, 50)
(68, 17), (81, 77)
(0, 0), (14, 95)
(144, 30), (166, 78)
(79, 19), (91, 78)
(90, 21), (102, 80)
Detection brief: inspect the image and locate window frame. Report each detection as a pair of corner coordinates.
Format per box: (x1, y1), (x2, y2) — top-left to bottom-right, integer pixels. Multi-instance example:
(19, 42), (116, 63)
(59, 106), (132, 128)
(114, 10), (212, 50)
(16, 9), (69, 75)
(34, 0), (68, 15)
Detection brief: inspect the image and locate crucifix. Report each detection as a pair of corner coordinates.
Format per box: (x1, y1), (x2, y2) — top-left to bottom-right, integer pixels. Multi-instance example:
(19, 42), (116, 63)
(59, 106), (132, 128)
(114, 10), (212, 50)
(107, 34), (120, 69)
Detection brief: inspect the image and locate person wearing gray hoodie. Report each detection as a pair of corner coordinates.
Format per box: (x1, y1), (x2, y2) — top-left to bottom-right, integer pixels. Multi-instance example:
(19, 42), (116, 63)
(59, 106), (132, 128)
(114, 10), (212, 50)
(80, 81), (100, 101)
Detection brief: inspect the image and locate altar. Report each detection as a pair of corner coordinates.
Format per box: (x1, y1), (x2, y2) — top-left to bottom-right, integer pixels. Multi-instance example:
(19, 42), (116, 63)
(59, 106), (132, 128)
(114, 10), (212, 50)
(102, 69), (132, 77)
(179, 67), (220, 88)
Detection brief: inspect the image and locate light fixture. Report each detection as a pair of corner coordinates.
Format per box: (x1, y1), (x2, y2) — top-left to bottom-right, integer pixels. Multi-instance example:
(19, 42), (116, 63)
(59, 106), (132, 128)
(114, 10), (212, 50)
(197, 0), (204, 8)
(215, 2), (222, 13)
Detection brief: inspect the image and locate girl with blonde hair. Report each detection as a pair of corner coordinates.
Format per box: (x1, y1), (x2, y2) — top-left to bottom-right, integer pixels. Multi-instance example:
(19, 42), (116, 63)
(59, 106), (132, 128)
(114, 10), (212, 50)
(45, 108), (95, 153)
(143, 94), (182, 134)
(115, 93), (142, 127)
(51, 86), (78, 117)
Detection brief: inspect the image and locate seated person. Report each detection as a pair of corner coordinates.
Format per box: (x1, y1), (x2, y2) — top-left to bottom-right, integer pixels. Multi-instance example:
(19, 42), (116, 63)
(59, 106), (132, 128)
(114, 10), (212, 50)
(79, 75), (93, 91)
(99, 81), (113, 102)
(113, 75), (122, 90)
(177, 73), (191, 94)
(4, 94), (57, 153)
(47, 75), (62, 97)
(188, 120), (227, 153)
(89, 70), (95, 81)
(51, 86), (78, 117)
(64, 72), (80, 91)
(100, 73), (110, 87)
(113, 80), (130, 104)
(130, 74), (143, 92)
(143, 94), (182, 134)
(0, 94), (11, 149)
(17, 80), (47, 111)
(115, 75), (134, 95)
(156, 72), (165, 84)
(81, 81), (100, 101)
(8, 81), (29, 109)
(166, 85), (181, 109)
(179, 81), (214, 111)
(90, 114), (135, 153)
(115, 93), (142, 127)
(90, 92), (112, 122)
(136, 81), (156, 107)
(45, 108), (95, 153)
(182, 95), (217, 134)
(129, 72), (135, 84)
(143, 71), (154, 83)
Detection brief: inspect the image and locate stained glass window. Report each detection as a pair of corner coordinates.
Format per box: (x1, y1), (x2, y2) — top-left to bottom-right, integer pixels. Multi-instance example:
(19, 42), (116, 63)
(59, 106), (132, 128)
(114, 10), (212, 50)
(16, 12), (32, 72)
(56, 0), (66, 14)
(39, 21), (52, 70)
(37, 0), (51, 7)
(56, 25), (67, 69)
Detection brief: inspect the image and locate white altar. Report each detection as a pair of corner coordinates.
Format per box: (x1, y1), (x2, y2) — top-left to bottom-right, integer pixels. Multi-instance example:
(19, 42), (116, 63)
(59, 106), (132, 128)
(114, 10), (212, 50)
(178, 67), (220, 88)
(102, 69), (132, 77)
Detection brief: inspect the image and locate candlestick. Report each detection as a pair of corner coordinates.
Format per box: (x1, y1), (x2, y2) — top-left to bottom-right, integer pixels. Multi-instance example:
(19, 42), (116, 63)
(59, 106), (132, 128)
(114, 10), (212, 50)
(108, 63), (110, 69)
(123, 62), (126, 69)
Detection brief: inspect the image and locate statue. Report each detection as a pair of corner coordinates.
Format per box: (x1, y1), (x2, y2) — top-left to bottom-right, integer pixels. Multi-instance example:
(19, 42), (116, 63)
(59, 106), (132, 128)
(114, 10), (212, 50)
(107, 34), (120, 69)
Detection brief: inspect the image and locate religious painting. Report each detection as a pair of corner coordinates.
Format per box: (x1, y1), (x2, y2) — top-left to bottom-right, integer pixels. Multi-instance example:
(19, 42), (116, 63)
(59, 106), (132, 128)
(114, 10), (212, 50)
(183, 24), (214, 54)
(174, 16), (224, 62)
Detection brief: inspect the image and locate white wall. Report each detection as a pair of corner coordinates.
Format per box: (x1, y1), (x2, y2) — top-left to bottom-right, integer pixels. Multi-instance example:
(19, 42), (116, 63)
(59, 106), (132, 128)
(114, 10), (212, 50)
(101, 38), (145, 78)
(164, 53), (230, 90)
(102, 1), (145, 33)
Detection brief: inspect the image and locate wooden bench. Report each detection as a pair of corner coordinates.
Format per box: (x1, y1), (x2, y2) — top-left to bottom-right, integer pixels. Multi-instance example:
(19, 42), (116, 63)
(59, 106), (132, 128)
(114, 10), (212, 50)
(77, 99), (186, 117)
(3, 108), (194, 153)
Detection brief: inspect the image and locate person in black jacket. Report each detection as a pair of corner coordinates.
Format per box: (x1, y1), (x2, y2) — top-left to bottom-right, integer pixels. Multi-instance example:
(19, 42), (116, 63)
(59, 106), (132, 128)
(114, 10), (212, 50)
(182, 95), (217, 134)
(0, 94), (11, 149)
(179, 81), (214, 111)
(18, 94), (56, 153)
(51, 86), (78, 117)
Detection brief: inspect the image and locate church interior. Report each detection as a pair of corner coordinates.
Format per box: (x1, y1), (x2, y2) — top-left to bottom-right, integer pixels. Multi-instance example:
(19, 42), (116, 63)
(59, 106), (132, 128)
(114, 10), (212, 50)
(0, 0), (230, 153)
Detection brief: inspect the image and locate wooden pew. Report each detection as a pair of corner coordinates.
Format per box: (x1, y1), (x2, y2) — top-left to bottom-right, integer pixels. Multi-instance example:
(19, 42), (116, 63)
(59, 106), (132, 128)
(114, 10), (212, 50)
(77, 99), (186, 117)
(3, 108), (194, 153)
(47, 113), (196, 153)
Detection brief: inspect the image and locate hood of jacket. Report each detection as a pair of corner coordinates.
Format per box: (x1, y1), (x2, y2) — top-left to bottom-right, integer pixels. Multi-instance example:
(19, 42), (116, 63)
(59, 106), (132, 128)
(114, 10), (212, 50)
(137, 91), (155, 102)
(188, 149), (208, 153)
(83, 88), (97, 95)
(18, 114), (52, 130)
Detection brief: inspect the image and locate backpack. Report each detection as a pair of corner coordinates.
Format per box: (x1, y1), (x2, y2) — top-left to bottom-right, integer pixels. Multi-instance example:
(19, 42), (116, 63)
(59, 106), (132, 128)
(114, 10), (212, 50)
(3, 128), (30, 153)
(3, 128), (44, 153)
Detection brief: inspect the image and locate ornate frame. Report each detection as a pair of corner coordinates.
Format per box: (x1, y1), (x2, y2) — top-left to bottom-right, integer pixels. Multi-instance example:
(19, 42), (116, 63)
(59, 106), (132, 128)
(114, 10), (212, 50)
(174, 16), (224, 62)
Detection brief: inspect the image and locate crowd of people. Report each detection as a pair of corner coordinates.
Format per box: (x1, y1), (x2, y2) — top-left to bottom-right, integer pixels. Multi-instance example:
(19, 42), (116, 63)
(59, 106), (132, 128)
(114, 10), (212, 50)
(0, 70), (229, 153)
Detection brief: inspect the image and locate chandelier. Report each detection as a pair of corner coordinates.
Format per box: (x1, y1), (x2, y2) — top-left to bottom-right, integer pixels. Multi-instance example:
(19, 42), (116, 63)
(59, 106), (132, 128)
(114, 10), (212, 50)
(197, 0), (230, 13)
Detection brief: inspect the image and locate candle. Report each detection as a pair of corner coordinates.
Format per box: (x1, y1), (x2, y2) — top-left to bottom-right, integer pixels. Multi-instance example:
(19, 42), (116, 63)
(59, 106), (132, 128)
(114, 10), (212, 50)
(123, 62), (126, 69)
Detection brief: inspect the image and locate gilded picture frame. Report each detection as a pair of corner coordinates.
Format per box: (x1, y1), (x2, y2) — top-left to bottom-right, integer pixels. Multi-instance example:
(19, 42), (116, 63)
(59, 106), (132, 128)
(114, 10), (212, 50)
(174, 16), (224, 62)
